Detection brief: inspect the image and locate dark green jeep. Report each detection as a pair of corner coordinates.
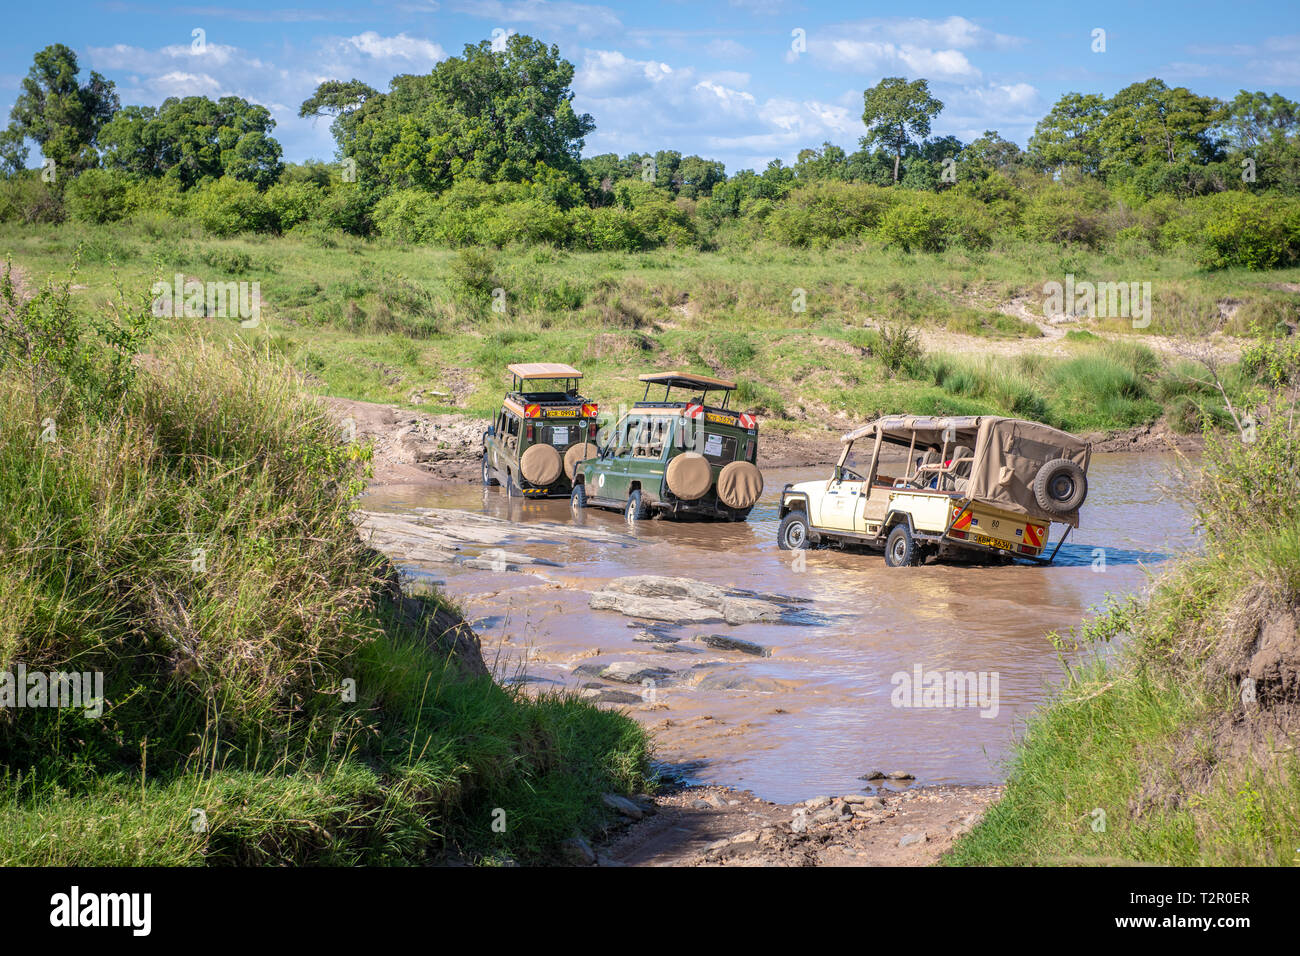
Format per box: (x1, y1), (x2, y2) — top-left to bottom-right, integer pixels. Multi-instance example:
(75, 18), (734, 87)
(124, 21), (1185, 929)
(482, 363), (599, 497)
(571, 371), (764, 522)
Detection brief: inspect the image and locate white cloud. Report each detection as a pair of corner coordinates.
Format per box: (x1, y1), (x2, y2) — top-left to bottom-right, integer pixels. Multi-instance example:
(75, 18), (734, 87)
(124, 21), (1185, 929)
(341, 32), (444, 63)
(451, 0), (623, 39)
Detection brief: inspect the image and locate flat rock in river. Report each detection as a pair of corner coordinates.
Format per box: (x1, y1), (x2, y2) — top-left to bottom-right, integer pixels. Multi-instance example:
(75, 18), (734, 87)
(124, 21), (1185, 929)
(588, 575), (793, 626)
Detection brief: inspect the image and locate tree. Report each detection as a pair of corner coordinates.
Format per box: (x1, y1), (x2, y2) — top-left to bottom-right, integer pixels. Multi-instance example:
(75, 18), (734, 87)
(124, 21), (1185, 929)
(325, 35), (593, 196)
(1220, 90), (1299, 151)
(1028, 93), (1107, 176)
(794, 142), (848, 182)
(98, 96), (283, 189)
(1095, 79), (1223, 183)
(861, 77), (943, 184)
(5, 44), (118, 175)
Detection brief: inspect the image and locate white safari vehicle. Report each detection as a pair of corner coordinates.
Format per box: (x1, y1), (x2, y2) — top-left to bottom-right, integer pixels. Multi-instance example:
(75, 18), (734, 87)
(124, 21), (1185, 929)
(777, 415), (1091, 566)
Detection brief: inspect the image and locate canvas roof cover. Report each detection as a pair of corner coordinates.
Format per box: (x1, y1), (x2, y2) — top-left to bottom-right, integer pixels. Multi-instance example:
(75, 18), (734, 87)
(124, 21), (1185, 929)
(508, 362), (582, 380)
(638, 371), (737, 390)
(842, 415), (1091, 527)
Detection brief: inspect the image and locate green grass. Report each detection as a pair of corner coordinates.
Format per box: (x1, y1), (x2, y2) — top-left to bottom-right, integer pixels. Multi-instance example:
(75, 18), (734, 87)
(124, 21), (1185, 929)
(3, 219), (1293, 437)
(949, 412), (1300, 866)
(0, 273), (651, 864)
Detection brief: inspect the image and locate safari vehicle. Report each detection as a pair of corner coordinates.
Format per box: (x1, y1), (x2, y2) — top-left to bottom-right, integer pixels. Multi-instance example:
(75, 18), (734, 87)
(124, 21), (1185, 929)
(776, 415), (1090, 566)
(571, 371), (764, 522)
(482, 363), (599, 497)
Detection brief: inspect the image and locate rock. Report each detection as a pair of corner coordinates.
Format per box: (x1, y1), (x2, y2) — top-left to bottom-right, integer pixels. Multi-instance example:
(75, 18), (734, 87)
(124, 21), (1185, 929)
(588, 575), (793, 626)
(803, 796), (832, 810)
(589, 591), (724, 624)
(694, 633), (772, 657)
(812, 806), (847, 825)
(596, 661), (674, 685)
(791, 811), (809, 833)
(860, 770), (886, 780)
(602, 793), (644, 820)
(560, 834), (596, 865)
(695, 793), (726, 809)
(841, 793), (870, 805)
(594, 690), (645, 705)
(886, 771), (915, 780)
(632, 630), (680, 643)
(898, 831), (928, 847)
(691, 672), (795, 693)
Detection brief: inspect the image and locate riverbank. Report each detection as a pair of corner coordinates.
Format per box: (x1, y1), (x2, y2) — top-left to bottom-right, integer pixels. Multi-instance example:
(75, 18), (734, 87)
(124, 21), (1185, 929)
(595, 782), (1002, 866)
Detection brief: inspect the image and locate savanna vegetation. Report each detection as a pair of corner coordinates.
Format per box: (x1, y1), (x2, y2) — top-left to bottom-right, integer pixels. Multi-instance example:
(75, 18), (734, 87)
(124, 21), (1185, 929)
(0, 264), (651, 864)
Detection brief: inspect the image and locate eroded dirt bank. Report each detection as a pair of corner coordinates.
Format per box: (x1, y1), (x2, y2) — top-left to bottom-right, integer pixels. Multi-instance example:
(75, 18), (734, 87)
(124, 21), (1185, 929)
(322, 394), (1202, 487)
(591, 782), (1002, 867)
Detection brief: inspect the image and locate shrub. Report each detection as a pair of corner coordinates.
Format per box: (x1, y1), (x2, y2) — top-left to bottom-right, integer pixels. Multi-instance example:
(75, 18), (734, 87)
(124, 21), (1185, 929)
(265, 181), (323, 231)
(66, 169), (130, 224)
(878, 200), (947, 253)
(188, 177), (273, 236)
(1196, 193), (1300, 270)
(1022, 185), (1111, 248)
(764, 182), (891, 246)
(0, 172), (65, 224)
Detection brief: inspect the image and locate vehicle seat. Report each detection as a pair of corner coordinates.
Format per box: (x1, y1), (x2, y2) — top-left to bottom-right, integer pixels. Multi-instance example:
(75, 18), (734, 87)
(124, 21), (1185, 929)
(912, 449), (940, 488)
(944, 444), (974, 493)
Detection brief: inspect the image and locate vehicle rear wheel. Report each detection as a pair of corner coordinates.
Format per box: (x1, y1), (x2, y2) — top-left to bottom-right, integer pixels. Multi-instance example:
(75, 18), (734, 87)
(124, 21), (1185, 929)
(777, 511), (811, 550)
(482, 453), (498, 487)
(884, 524), (919, 567)
(571, 482), (587, 511)
(1033, 458), (1087, 514)
(625, 490), (648, 523)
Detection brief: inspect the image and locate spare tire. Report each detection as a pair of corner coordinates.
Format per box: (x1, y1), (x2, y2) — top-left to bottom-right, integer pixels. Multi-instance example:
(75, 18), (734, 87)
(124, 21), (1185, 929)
(564, 441), (599, 480)
(665, 452), (711, 501)
(717, 460), (764, 510)
(520, 443), (563, 486)
(1033, 458), (1087, 514)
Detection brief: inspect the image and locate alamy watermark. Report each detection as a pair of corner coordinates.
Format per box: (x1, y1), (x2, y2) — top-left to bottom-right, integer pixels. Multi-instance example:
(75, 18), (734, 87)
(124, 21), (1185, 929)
(0, 664), (103, 717)
(1043, 274), (1151, 329)
(151, 274), (261, 328)
(890, 664), (1000, 719)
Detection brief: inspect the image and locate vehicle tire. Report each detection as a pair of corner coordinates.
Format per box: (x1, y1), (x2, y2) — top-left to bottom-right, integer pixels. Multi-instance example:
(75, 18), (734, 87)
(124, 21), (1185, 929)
(717, 460), (764, 510)
(482, 453), (498, 486)
(564, 442), (599, 480)
(625, 490), (648, 523)
(885, 524), (919, 567)
(1033, 458), (1087, 514)
(665, 452), (711, 501)
(520, 443), (563, 486)
(777, 511), (811, 550)
(571, 481), (587, 511)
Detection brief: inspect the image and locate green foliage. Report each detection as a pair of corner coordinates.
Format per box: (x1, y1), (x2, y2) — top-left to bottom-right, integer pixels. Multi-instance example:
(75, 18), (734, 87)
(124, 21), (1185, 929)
(4, 44), (118, 175)
(188, 177), (273, 236)
(65, 167), (129, 223)
(878, 199), (947, 252)
(1196, 192), (1300, 270)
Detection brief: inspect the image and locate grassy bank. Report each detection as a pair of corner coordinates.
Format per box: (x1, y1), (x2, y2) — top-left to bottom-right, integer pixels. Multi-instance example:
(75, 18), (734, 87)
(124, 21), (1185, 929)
(949, 402), (1300, 865)
(0, 267), (650, 865)
(4, 219), (1294, 438)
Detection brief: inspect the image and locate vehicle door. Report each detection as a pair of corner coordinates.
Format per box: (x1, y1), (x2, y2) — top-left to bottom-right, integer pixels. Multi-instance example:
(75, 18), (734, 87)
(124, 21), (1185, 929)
(597, 414), (637, 503)
(821, 441), (867, 532)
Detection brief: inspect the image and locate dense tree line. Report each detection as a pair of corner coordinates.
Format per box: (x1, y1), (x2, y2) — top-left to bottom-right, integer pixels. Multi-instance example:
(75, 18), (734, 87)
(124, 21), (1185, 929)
(2, 38), (1299, 268)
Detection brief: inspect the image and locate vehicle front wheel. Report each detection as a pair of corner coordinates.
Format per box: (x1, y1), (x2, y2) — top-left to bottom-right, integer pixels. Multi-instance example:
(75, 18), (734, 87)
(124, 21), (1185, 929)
(571, 482), (587, 511)
(625, 490), (648, 523)
(777, 511), (811, 550)
(482, 453), (498, 487)
(884, 524), (920, 567)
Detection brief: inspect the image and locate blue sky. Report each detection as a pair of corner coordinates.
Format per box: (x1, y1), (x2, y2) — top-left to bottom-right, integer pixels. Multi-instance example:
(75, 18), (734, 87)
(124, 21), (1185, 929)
(3, 1), (1299, 174)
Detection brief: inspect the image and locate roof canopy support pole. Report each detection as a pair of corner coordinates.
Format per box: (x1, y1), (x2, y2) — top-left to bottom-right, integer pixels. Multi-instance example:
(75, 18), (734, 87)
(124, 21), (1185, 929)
(1044, 526), (1071, 566)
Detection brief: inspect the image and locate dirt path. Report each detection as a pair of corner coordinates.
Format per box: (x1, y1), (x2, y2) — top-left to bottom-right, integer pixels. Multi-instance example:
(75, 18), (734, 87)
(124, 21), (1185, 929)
(595, 782), (1002, 867)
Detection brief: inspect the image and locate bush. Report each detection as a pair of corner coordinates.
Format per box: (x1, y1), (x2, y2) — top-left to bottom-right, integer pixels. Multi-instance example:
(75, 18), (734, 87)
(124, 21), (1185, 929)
(878, 200), (947, 253)
(1022, 184), (1111, 248)
(66, 169), (130, 224)
(1196, 193), (1300, 270)
(764, 182), (891, 246)
(0, 173), (65, 224)
(265, 181), (323, 231)
(188, 177), (273, 236)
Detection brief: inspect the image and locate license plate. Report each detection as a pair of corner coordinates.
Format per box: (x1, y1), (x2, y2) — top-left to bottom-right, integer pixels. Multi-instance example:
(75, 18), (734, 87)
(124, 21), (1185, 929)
(973, 533), (1012, 550)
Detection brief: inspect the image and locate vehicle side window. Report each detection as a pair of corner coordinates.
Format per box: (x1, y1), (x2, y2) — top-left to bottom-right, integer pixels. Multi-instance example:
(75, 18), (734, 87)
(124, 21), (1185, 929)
(614, 416), (638, 457)
(633, 418), (668, 459)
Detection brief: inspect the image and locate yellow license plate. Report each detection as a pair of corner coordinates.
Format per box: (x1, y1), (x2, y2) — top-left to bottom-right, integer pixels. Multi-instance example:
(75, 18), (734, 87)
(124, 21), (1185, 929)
(973, 533), (1013, 550)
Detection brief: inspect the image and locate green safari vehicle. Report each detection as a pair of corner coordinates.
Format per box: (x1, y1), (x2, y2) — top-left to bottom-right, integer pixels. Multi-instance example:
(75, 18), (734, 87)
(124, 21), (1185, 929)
(482, 363), (600, 497)
(571, 371), (765, 522)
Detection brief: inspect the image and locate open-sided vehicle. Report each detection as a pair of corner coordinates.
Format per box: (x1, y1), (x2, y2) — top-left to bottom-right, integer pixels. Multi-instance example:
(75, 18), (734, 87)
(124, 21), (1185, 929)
(482, 363), (599, 497)
(777, 415), (1090, 566)
(572, 371), (764, 522)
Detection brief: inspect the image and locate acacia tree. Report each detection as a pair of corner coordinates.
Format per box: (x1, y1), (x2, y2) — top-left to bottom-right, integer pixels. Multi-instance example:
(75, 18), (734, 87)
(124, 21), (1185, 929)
(4, 44), (119, 176)
(311, 34), (594, 198)
(860, 77), (944, 184)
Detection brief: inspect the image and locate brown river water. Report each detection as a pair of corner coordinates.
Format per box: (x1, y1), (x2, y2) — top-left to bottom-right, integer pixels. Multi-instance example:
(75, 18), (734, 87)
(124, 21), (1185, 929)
(363, 452), (1193, 804)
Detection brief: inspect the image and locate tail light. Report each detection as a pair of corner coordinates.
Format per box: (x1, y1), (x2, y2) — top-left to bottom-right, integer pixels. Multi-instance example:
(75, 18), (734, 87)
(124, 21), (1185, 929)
(745, 440), (754, 461)
(950, 529), (967, 539)
(526, 423), (534, 441)
(1018, 544), (1036, 554)
(587, 422), (598, 440)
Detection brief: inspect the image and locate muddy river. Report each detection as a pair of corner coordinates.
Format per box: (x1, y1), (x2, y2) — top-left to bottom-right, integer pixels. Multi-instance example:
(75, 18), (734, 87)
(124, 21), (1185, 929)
(363, 452), (1193, 804)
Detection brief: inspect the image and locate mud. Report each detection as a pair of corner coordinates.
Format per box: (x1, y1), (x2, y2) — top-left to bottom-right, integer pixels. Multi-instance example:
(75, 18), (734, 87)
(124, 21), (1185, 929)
(359, 451), (1192, 804)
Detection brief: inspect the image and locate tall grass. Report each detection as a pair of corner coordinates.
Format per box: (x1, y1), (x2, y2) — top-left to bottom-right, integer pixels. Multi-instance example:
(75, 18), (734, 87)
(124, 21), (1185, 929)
(0, 267), (651, 864)
(949, 402), (1300, 865)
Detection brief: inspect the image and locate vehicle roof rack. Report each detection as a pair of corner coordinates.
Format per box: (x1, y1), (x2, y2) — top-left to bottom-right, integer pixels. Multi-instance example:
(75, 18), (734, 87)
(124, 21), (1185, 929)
(637, 371), (736, 390)
(508, 362), (583, 380)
